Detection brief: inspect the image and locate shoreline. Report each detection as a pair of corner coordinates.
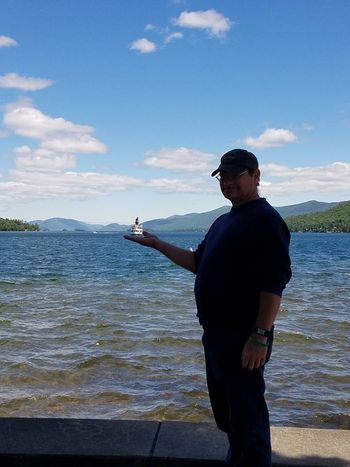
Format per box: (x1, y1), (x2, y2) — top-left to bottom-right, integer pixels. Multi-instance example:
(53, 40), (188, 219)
(0, 418), (349, 466)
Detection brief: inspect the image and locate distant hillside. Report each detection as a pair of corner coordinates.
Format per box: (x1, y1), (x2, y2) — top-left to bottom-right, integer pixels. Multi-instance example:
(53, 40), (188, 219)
(32, 217), (129, 232)
(143, 206), (230, 232)
(0, 218), (39, 231)
(30, 200), (342, 232)
(32, 218), (104, 232)
(143, 200), (338, 232)
(285, 201), (350, 232)
(275, 200), (339, 218)
(98, 223), (129, 232)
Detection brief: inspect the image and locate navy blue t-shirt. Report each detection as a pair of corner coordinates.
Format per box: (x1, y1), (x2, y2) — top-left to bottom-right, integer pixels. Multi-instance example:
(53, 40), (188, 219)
(194, 198), (291, 329)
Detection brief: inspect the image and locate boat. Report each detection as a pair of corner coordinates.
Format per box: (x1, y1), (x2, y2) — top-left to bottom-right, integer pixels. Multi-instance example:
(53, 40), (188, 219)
(130, 217), (143, 236)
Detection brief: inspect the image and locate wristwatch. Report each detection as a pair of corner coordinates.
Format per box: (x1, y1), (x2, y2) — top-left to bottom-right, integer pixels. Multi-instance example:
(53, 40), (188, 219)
(254, 326), (271, 337)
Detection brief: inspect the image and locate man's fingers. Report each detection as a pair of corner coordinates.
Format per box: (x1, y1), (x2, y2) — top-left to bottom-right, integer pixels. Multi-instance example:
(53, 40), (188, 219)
(241, 339), (268, 370)
(242, 359), (264, 371)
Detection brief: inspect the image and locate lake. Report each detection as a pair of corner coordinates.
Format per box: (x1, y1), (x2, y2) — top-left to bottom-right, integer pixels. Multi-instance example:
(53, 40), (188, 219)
(0, 231), (349, 429)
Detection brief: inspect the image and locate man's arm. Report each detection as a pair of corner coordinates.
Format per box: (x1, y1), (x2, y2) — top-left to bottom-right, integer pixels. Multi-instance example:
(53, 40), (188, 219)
(124, 231), (196, 273)
(241, 215), (291, 370)
(255, 291), (281, 330)
(241, 291), (281, 371)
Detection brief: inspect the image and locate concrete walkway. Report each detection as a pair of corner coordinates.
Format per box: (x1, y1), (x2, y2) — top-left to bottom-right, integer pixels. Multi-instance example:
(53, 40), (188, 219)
(0, 417), (349, 466)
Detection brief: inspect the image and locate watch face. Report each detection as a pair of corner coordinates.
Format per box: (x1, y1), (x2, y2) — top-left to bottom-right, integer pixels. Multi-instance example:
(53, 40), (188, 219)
(255, 327), (269, 336)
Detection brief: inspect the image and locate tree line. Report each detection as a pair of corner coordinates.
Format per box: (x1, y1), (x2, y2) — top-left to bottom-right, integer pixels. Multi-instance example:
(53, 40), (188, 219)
(285, 201), (350, 233)
(0, 218), (39, 231)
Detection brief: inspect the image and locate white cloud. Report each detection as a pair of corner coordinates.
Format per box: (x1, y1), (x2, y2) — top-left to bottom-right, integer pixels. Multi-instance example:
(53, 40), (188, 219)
(0, 35), (18, 47)
(245, 128), (297, 149)
(145, 24), (157, 31)
(1, 144), (142, 202)
(145, 160), (350, 198)
(0, 72), (53, 91)
(4, 100), (91, 139)
(41, 135), (106, 154)
(260, 161), (350, 197)
(3, 100), (107, 153)
(130, 38), (157, 53)
(2, 94), (347, 205)
(0, 100), (146, 203)
(1, 142), (349, 203)
(164, 32), (183, 44)
(174, 9), (232, 38)
(0, 170), (142, 202)
(132, 9), (231, 53)
(144, 147), (216, 172)
(13, 146), (76, 173)
(147, 177), (212, 193)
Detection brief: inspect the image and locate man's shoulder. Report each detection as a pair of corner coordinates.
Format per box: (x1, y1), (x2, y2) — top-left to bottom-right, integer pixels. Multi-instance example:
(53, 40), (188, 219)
(211, 211), (232, 226)
(243, 199), (289, 236)
(256, 198), (284, 220)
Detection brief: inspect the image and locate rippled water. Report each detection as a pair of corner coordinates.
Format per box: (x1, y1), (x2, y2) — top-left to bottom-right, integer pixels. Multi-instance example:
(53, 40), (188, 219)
(0, 231), (349, 429)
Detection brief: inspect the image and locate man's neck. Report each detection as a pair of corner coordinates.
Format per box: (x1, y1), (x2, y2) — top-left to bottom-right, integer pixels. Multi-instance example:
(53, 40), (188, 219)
(232, 194), (260, 207)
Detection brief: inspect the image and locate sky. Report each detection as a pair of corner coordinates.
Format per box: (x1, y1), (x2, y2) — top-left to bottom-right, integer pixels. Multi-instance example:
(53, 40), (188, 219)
(0, 0), (349, 224)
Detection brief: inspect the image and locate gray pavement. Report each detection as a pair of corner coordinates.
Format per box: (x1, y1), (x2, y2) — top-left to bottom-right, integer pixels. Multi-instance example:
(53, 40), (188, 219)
(0, 417), (348, 466)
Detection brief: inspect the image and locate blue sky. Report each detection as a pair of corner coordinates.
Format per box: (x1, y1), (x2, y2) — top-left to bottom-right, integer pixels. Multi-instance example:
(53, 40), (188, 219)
(1, 0), (349, 224)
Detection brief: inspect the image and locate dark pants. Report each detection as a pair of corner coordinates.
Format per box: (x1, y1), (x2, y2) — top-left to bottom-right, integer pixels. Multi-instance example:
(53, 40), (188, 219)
(202, 326), (273, 467)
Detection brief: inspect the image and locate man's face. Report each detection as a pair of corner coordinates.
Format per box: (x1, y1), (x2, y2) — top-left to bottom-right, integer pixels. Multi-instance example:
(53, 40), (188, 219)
(218, 168), (260, 206)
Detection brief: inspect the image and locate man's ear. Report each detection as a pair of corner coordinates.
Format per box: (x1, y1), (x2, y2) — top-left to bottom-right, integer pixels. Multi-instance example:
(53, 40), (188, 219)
(255, 168), (261, 186)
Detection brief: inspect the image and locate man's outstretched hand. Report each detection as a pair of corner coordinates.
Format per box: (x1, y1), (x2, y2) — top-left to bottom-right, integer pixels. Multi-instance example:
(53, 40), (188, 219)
(124, 231), (158, 248)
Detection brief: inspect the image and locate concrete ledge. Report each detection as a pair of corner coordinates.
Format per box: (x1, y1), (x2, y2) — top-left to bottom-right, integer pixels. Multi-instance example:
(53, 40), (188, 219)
(0, 418), (159, 466)
(0, 418), (349, 466)
(153, 421), (226, 466)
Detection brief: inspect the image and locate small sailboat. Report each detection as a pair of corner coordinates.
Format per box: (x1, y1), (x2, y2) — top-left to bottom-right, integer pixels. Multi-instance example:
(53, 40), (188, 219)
(130, 217), (143, 236)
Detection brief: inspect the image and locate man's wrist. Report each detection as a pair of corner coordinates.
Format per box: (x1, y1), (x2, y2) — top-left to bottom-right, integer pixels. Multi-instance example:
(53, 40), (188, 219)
(252, 333), (267, 343)
(253, 326), (271, 338)
(248, 334), (268, 348)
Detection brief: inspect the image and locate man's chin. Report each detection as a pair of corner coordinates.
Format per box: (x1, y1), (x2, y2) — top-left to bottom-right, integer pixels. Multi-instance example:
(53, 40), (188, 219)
(223, 190), (239, 202)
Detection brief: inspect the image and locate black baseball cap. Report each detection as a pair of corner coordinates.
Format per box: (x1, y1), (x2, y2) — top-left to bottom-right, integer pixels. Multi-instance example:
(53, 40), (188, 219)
(211, 149), (259, 177)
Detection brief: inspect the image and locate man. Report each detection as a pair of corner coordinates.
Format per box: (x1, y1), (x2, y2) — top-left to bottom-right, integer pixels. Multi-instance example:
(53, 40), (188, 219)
(124, 149), (292, 466)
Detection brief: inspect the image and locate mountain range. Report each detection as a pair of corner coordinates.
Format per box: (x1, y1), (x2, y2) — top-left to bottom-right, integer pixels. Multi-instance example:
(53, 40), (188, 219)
(31, 200), (340, 232)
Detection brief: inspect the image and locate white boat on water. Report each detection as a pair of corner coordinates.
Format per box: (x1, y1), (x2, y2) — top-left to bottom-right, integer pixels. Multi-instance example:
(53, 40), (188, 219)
(131, 217), (143, 236)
